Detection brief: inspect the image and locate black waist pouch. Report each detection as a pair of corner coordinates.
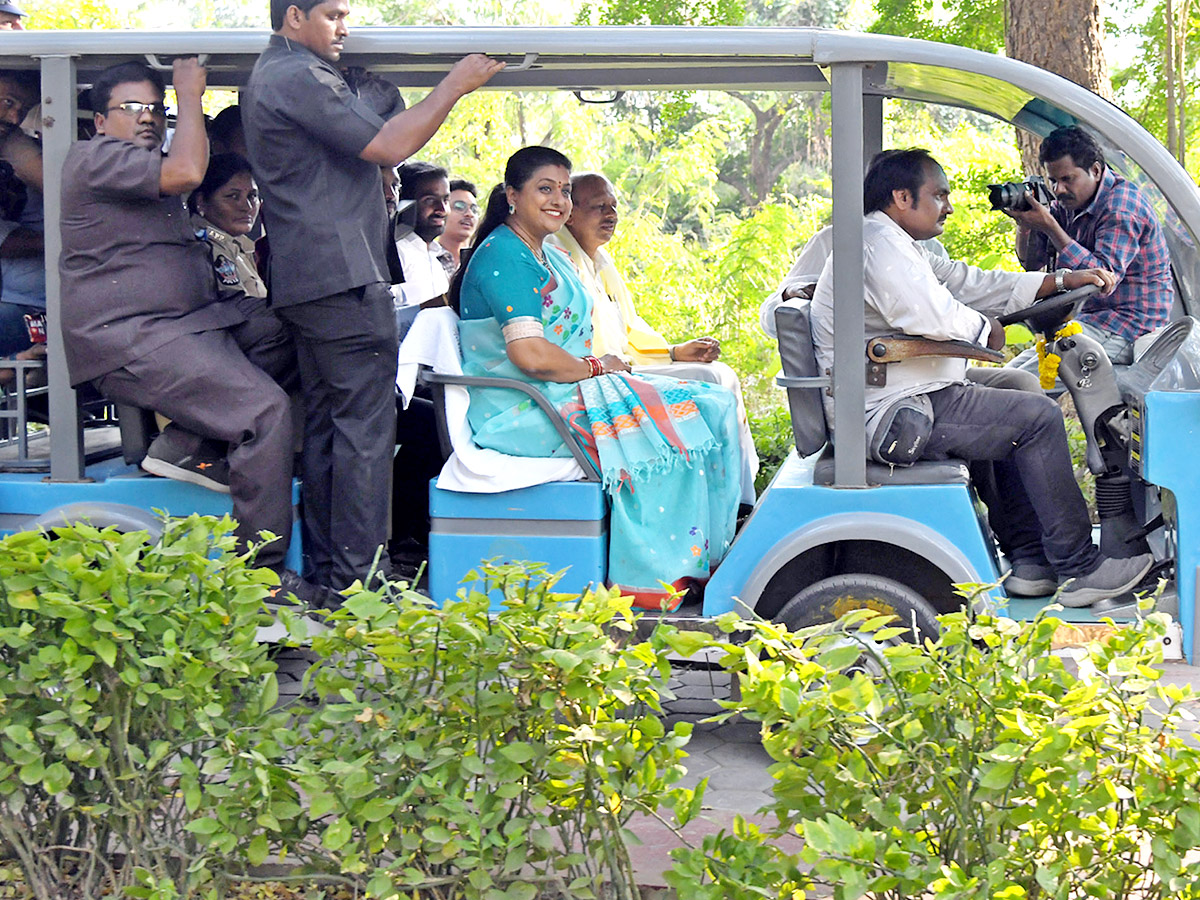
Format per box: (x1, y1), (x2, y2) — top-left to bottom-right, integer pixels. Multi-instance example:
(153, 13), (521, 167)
(866, 394), (934, 466)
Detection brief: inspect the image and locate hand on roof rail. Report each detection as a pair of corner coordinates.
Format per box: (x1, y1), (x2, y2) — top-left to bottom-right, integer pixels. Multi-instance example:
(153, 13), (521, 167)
(144, 53), (209, 72)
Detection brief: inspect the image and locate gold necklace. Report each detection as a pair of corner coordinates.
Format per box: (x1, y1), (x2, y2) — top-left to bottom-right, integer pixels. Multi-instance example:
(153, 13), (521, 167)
(510, 224), (547, 267)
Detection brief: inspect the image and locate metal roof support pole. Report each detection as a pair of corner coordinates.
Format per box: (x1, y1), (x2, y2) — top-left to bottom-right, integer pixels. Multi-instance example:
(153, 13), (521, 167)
(830, 62), (867, 487)
(863, 93), (883, 168)
(39, 53), (85, 482)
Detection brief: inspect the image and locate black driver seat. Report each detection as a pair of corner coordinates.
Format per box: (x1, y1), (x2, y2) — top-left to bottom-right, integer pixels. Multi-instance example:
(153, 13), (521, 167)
(774, 302), (969, 486)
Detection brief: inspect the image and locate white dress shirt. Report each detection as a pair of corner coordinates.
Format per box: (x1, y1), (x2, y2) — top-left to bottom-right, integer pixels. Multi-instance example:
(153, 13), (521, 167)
(811, 211), (1045, 421)
(392, 226), (450, 308)
(760, 225), (952, 337)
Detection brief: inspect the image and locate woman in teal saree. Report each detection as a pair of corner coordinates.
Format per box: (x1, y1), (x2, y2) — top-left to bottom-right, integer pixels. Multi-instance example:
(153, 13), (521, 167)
(455, 146), (742, 610)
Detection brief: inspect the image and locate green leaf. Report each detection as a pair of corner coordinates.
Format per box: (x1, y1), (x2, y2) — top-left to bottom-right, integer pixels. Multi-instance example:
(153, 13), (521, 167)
(359, 797), (396, 822)
(817, 643), (863, 671)
(979, 760), (1020, 790)
(17, 759), (44, 785)
(7, 589), (38, 610)
(321, 816), (352, 851)
(498, 742), (537, 764)
(92, 637), (117, 668)
(184, 818), (221, 835)
(309, 791), (337, 819)
(247, 833), (269, 866)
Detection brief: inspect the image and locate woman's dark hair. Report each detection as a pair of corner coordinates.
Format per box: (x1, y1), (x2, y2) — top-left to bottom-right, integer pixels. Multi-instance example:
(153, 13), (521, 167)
(863, 148), (940, 213)
(90, 61), (163, 115)
(209, 104), (242, 146)
(448, 146), (572, 312)
(188, 152), (254, 215)
(1039, 125), (1105, 171)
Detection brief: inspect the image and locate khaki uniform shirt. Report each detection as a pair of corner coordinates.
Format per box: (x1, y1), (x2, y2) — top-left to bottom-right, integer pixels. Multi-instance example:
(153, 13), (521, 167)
(60, 137), (242, 386)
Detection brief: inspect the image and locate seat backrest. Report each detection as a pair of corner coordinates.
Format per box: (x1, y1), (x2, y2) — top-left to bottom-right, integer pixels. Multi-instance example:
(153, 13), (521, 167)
(774, 302), (829, 457)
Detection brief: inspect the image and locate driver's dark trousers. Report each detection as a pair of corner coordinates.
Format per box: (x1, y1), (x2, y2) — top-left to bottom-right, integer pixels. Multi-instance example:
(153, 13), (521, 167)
(919, 381), (1102, 578)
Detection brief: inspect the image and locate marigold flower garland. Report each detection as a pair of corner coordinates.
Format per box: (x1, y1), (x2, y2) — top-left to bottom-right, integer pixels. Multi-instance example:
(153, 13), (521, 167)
(1036, 320), (1083, 389)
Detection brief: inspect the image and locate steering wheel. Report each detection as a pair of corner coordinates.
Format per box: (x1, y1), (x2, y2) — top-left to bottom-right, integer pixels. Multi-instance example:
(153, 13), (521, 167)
(996, 284), (1100, 338)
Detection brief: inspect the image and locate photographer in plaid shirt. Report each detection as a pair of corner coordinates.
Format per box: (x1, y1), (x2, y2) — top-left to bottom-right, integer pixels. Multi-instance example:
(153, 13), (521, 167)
(1007, 125), (1172, 365)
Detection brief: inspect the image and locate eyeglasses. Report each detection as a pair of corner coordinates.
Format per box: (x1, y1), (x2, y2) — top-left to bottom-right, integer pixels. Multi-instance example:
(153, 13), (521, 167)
(451, 199), (480, 214)
(107, 101), (168, 117)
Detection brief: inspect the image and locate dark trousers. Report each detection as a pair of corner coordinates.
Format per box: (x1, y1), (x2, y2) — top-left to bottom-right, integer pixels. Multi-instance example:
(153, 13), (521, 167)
(391, 393), (443, 548)
(94, 321), (295, 570)
(277, 283), (399, 590)
(922, 382), (1100, 578)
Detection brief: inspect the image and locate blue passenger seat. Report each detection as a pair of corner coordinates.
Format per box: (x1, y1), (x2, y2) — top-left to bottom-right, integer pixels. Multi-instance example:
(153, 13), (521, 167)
(422, 370), (608, 608)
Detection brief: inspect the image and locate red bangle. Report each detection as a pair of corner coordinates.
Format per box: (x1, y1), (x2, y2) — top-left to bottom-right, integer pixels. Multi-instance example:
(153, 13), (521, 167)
(583, 355), (602, 377)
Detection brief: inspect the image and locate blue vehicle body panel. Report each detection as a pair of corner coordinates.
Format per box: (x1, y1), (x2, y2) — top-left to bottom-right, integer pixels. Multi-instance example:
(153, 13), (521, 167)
(0, 457), (303, 571)
(428, 479), (608, 608)
(703, 451), (1001, 616)
(1141, 391), (1200, 661)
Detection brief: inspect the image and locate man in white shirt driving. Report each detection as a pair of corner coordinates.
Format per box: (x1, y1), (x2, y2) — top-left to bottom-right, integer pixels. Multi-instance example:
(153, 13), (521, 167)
(810, 148), (1150, 607)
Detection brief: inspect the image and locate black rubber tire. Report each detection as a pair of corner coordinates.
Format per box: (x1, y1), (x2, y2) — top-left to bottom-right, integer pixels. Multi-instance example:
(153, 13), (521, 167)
(775, 573), (940, 645)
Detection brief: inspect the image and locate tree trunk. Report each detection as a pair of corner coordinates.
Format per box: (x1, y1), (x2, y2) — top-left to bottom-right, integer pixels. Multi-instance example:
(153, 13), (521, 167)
(1174, 0), (1191, 166)
(1166, 0), (1179, 159)
(1006, 0), (1112, 172)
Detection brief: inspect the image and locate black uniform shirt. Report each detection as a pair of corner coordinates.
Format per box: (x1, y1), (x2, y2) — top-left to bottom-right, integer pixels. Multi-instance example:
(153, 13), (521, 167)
(59, 137), (243, 386)
(242, 34), (390, 307)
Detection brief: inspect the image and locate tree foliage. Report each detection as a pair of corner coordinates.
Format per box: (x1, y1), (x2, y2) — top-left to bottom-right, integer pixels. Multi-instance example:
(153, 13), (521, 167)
(868, 0), (1005, 53)
(576, 0), (744, 26)
(23, 0), (127, 29)
(1112, 0), (1200, 172)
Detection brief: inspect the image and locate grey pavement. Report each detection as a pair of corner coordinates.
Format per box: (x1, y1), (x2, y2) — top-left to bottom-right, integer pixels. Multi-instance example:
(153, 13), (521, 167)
(624, 658), (1200, 889)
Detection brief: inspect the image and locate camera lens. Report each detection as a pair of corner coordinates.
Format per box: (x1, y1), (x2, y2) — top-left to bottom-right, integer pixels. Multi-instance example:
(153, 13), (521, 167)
(988, 182), (1030, 212)
(989, 183), (1013, 211)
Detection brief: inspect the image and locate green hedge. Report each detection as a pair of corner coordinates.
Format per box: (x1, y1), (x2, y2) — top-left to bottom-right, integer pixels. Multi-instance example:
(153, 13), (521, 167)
(0, 522), (703, 900)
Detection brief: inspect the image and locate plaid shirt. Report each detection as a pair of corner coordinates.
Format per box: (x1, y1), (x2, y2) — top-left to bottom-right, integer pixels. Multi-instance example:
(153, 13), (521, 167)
(1024, 168), (1173, 342)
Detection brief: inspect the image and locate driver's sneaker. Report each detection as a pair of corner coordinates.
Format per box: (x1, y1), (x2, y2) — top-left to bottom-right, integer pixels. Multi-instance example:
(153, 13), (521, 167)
(1004, 561), (1057, 597)
(1057, 553), (1154, 608)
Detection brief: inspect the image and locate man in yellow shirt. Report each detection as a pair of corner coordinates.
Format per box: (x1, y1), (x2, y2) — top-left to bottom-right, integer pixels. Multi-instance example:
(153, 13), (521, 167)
(550, 172), (759, 504)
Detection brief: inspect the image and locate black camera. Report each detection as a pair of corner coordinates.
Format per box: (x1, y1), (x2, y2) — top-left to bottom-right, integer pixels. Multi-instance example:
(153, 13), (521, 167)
(987, 175), (1053, 212)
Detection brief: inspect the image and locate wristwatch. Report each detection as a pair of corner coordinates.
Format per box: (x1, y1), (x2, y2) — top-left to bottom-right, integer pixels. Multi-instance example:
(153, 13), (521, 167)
(1054, 268), (1072, 292)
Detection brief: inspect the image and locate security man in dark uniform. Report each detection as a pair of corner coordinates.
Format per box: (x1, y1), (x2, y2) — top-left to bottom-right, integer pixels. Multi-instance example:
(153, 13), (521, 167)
(243, 0), (502, 591)
(60, 59), (328, 606)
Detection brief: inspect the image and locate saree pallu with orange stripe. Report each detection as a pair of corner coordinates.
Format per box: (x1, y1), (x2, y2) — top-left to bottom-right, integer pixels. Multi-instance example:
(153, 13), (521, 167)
(575, 372), (741, 611)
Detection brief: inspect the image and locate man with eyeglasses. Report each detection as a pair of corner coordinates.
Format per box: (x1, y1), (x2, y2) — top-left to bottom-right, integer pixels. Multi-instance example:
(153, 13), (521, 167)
(59, 60), (331, 608)
(436, 179), (477, 275)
